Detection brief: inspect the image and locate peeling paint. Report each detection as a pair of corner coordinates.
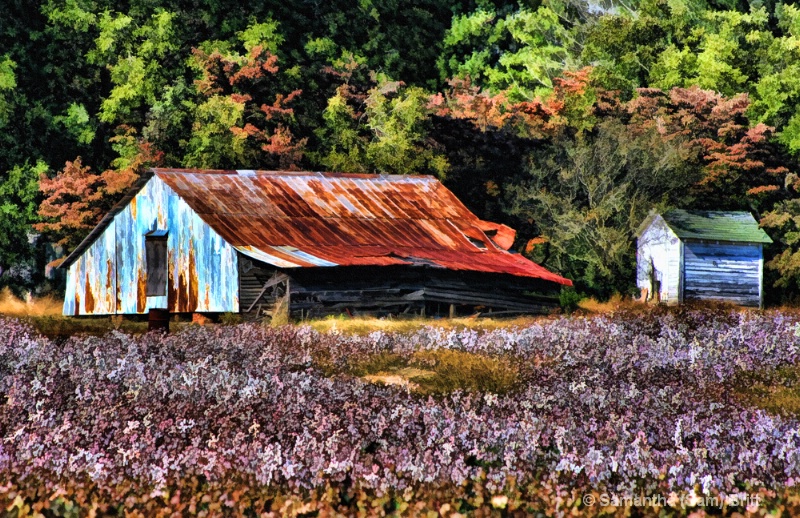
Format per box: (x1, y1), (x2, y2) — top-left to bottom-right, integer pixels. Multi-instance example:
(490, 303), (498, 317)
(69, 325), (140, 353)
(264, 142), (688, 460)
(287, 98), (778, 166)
(63, 175), (239, 315)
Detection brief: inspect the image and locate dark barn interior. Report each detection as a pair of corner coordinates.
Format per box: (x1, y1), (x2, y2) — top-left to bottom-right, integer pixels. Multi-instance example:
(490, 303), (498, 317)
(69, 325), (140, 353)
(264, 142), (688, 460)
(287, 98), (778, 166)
(239, 259), (560, 319)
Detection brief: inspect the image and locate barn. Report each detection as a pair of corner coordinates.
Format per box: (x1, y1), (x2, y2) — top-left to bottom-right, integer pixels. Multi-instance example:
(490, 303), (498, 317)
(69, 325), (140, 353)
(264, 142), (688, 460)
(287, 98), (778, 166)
(636, 209), (772, 307)
(60, 168), (572, 318)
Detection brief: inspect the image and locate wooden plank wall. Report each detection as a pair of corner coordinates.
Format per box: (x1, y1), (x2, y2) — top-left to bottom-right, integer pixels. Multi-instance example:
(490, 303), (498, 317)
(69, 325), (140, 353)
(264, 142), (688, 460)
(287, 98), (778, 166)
(683, 241), (762, 307)
(239, 262), (561, 318)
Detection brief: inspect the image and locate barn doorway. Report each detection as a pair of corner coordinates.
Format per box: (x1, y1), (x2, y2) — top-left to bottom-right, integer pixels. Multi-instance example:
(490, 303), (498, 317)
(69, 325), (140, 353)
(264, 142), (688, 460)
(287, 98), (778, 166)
(145, 232), (168, 297)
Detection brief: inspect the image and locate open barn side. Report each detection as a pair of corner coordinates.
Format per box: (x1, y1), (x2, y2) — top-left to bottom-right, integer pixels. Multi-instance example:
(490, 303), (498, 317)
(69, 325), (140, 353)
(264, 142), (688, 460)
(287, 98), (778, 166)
(239, 259), (560, 319)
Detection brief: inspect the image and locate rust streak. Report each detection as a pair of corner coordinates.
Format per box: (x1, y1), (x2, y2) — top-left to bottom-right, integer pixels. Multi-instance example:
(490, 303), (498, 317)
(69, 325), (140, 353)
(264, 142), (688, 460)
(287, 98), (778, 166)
(84, 276), (95, 314)
(188, 243), (198, 312)
(136, 266), (147, 313)
(106, 258), (114, 311)
(168, 249), (176, 311)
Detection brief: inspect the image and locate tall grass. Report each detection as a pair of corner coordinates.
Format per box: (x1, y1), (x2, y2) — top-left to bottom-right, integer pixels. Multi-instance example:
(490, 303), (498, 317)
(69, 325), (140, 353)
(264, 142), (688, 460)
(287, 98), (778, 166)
(0, 287), (62, 317)
(306, 314), (545, 335)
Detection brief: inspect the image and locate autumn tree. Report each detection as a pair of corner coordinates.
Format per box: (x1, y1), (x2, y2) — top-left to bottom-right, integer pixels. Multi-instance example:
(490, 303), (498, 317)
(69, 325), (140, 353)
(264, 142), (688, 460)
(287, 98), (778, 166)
(36, 129), (163, 251)
(185, 22), (305, 169)
(317, 63), (448, 176)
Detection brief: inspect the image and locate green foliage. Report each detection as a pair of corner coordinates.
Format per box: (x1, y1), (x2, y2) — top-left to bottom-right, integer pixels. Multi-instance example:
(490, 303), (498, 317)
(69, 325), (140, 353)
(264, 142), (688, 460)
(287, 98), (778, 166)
(439, 6), (575, 100)
(54, 103), (95, 145)
(0, 56), (16, 128)
(0, 161), (47, 285)
(558, 287), (584, 314)
(319, 78), (449, 176)
(508, 118), (698, 295)
(183, 95), (248, 168)
(88, 9), (180, 125)
(762, 198), (800, 292)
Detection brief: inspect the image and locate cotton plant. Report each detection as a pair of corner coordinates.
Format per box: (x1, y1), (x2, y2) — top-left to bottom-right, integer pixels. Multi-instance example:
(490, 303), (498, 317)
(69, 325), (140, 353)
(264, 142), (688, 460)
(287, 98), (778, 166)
(2, 309), (800, 513)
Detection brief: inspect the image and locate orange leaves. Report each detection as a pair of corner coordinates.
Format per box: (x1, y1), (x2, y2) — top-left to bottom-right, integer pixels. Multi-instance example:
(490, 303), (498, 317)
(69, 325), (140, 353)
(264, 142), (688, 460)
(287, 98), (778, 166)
(524, 236), (548, 254)
(228, 46), (278, 86)
(433, 67), (599, 138)
(261, 126), (306, 170)
(36, 131), (163, 249)
(35, 158), (103, 242)
(429, 78), (513, 131)
(191, 43), (304, 168)
(747, 185), (780, 195)
(261, 90), (301, 121)
(624, 86), (785, 201)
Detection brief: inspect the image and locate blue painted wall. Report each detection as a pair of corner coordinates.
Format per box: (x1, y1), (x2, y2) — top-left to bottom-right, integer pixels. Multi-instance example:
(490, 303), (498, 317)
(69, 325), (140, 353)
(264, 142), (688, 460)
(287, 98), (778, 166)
(683, 241), (763, 307)
(64, 176), (239, 315)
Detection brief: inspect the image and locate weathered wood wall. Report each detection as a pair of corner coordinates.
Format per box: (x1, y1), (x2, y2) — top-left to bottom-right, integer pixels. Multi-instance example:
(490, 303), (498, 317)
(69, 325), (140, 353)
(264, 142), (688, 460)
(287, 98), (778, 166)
(682, 241), (762, 307)
(64, 176), (239, 315)
(637, 215), (681, 303)
(240, 261), (560, 318)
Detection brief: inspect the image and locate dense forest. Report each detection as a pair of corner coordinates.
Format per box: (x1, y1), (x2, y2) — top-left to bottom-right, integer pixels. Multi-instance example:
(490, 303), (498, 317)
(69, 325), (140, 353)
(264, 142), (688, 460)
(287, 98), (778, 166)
(4, 0), (800, 302)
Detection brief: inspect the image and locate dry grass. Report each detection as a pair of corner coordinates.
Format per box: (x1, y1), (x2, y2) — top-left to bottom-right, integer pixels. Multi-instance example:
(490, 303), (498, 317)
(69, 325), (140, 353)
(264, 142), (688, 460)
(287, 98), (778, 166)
(350, 349), (520, 395)
(577, 293), (642, 313)
(306, 314), (544, 335)
(733, 365), (800, 416)
(0, 288), (153, 337)
(0, 287), (63, 317)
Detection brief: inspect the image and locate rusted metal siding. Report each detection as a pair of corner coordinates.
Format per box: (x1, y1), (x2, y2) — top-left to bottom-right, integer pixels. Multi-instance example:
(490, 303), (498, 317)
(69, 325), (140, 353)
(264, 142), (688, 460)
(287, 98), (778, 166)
(155, 169), (572, 285)
(63, 176), (238, 315)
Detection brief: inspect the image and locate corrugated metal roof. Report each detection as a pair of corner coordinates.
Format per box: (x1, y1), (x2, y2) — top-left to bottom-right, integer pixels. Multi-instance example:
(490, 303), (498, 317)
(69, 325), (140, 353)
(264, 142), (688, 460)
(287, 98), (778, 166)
(154, 168), (572, 285)
(659, 209), (773, 244)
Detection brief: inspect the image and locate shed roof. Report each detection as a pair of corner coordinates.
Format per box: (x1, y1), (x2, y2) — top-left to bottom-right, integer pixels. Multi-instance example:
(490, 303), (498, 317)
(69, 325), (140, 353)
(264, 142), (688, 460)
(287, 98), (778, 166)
(64, 168), (571, 285)
(645, 209), (772, 244)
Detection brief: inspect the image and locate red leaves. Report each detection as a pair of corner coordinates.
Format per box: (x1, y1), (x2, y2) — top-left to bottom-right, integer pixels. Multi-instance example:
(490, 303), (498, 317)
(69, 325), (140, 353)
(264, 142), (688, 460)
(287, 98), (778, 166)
(192, 44), (304, 168)
(35, 158), (104, 245)
(433, 67), (600, 138)
(623, 86), (784, 200)
(228, 46), (278, 86)
(260, 90), (301, 121)
(36, 131), (163, 249)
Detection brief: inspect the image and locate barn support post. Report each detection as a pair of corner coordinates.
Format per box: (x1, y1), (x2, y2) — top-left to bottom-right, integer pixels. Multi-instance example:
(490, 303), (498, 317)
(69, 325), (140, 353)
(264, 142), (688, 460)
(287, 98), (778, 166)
(246, 272), (290, 313)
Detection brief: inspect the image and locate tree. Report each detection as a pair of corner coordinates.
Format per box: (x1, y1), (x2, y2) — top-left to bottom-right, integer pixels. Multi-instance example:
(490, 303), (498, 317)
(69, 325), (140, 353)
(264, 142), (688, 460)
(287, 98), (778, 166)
(0, 161), (43, 286)
(36, 129), (162, 250)
(0, 55), (15, 129)
(185, 23), (305, 169)
(507, 118), (697, 296)
(438, 6), (576, 101)
(87, 9), (181, 126)
(626, 87), (787, 209)
(317, 71), (448, 176)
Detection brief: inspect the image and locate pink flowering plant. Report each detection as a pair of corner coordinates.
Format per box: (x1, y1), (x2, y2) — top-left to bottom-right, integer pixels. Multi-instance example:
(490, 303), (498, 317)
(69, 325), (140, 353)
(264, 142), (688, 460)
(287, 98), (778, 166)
(2, 307), (800, 515)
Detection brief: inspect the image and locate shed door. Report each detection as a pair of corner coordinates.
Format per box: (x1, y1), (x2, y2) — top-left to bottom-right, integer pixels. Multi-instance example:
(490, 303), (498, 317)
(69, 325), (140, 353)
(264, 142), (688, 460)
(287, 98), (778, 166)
(683, 242), (761, 306)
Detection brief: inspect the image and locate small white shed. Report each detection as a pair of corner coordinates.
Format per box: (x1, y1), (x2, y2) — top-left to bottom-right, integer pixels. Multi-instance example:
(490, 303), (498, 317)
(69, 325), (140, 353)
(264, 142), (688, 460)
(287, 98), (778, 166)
(636, 210), (772, 307)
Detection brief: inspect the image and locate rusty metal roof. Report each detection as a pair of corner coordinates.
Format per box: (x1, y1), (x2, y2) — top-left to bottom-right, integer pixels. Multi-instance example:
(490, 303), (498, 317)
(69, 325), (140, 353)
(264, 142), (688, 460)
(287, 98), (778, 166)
(63, 168), (571, 285)
(154, 169), (571, 285)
